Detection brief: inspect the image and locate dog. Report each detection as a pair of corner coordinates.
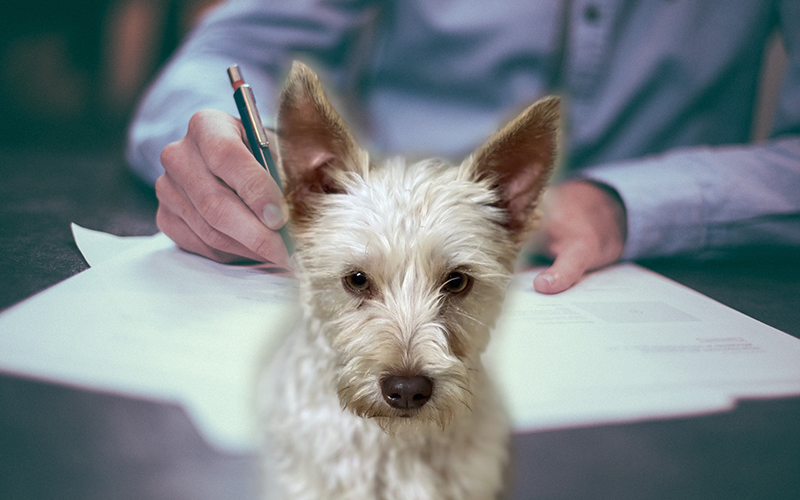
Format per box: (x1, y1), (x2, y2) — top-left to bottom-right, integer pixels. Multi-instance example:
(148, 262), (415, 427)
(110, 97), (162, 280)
(258, 61), (559, 500)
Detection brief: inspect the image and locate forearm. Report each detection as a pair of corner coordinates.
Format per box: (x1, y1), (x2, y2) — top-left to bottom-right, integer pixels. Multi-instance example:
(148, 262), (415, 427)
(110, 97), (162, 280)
(125, 0), (375, 185)
(580, 137), (800, 260)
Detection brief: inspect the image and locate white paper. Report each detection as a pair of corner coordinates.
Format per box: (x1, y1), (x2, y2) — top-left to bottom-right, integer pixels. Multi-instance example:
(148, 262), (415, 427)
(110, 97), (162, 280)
(71, 224), (160, 266)
(487, 266), (800, 431)
(1, 225), (799, 454)
(0, 225), (300, 453)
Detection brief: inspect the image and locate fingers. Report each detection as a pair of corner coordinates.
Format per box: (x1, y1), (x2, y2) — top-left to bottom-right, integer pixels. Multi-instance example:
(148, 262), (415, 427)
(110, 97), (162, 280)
(156, 109), (291, 267)
(190, 113), (288, 230)
(533, 243), (593, 294)
(155, 173), (269, 263)
(157, 206), (259, 264)
(531, 180), (627, 294)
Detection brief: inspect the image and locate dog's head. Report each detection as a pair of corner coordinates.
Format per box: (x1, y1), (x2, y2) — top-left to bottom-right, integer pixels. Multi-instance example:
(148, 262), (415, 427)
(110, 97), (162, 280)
(276, 61), (559, 430)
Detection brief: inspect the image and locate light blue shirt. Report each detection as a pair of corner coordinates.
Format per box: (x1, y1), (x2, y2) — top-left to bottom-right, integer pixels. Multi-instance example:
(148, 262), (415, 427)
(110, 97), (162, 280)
(127, 0), (800, 260)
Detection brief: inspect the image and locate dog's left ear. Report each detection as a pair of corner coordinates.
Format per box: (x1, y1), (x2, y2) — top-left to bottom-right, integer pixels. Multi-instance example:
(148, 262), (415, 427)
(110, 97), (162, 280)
(466, 96), (560, 241)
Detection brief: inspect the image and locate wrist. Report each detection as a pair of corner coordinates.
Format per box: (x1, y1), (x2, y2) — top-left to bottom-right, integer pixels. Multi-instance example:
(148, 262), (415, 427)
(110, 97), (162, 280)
(581, 179), (628, 244)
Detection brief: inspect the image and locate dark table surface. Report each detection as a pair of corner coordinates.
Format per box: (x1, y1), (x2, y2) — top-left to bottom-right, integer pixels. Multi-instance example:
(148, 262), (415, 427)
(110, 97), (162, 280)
(1, 148), (799, 500)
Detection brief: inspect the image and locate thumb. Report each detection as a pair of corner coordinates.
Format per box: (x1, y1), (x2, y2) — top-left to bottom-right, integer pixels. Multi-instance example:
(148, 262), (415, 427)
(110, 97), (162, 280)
(533, 245), (592, 294)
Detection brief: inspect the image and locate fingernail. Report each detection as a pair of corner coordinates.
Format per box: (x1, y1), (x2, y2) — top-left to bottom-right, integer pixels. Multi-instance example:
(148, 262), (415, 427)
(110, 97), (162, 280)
(539, 273), (555, 286)
(263, 204), (287, 229)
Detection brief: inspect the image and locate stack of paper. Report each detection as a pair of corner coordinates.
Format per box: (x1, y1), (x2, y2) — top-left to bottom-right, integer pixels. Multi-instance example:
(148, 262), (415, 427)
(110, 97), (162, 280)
(0, 225), (798, 454)
(490, 266), (800, 430)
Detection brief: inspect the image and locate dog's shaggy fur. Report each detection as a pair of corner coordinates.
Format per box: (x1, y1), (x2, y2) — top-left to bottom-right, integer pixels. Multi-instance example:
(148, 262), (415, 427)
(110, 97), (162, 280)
(258, 62), (559, 500)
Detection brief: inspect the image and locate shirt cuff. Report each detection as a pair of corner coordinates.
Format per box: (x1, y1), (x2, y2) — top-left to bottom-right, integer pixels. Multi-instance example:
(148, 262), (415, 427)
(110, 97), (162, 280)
(577, 156), (707, 260)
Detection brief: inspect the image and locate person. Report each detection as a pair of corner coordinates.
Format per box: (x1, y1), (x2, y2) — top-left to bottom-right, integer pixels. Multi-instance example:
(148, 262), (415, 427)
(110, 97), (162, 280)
(126, 0), (800, 294)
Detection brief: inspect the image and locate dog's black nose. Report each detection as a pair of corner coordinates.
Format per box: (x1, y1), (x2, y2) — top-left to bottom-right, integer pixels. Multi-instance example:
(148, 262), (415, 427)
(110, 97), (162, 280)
(380, 375), (433, 410)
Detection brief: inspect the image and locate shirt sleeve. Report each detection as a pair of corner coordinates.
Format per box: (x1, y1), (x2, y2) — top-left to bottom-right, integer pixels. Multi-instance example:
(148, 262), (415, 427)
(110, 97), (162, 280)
(125, 0), (378, 185)
(578, 2), (800, 260)
(580, 139), (800, 260)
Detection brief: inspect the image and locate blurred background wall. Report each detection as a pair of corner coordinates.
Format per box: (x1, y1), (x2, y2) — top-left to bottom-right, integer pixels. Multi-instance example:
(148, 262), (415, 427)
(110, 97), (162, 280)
(0, 0), (219, 152)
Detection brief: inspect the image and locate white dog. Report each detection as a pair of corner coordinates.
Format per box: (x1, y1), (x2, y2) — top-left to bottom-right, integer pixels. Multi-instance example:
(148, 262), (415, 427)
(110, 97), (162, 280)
(258, 61), (559, 500)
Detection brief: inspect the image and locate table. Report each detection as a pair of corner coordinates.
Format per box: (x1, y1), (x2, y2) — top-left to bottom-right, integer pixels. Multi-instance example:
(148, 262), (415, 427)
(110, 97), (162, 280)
(1, 149), (799, 499)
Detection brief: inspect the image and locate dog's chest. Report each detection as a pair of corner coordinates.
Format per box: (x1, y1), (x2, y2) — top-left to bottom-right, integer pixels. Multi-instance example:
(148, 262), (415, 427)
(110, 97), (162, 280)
(260, 325), (500, 497)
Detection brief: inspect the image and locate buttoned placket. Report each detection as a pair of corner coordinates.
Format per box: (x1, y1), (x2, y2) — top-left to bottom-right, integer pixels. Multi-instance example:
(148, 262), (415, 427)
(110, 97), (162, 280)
(566, 0), (617, 100)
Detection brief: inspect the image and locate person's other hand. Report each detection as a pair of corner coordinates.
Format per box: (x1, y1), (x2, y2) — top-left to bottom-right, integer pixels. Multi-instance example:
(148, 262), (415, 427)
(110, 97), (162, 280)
(532, 180), (627, 294)
(155, 109), (291, 267)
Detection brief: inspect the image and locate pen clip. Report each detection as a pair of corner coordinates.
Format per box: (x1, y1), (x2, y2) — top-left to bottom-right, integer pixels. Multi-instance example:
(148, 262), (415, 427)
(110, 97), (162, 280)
(240, 88), (270, 148)
(227, 65), (270, 148)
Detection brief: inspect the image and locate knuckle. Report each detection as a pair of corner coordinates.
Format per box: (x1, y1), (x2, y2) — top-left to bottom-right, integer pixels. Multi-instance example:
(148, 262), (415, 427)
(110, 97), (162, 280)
(160, 141), (181, 169)
(155, 176), (191, 219)
(250, 233), (279, 259)
(201, 226), (230, 251)
(156, 207), (183, 244)
(237, 171), (271, 204)
(185, 111), (254, 184)
(154, 175), (167, 200)
(205, 138), (246, 177)
(172, 195), (195, 223)
(155, 206), (171, 234)
(196, 191), (229, 228)
(188, 109), (235, 148)
(187, 109), (219, 132)
(204, 141), (233, 174)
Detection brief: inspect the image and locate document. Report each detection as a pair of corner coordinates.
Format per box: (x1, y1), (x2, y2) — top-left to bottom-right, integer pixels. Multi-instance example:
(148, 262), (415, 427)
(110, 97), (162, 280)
(488, 267), (800, 431)
(0, 225), (300, 453)
(0, 225), (798, 453)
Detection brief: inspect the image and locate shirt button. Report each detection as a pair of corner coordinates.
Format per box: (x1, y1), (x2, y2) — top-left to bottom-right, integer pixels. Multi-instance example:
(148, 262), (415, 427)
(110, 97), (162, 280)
(584, 4), (600, 22)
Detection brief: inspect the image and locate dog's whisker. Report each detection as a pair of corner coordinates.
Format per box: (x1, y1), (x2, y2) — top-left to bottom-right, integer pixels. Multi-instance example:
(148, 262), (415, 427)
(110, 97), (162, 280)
(457, 384), (475, 397)
(451, 306), (489, 329)
(365, 400), (378, 418)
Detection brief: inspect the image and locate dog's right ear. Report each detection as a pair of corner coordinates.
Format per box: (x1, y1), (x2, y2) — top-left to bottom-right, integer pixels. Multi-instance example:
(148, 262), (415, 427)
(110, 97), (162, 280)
(277, 61), (364, 222)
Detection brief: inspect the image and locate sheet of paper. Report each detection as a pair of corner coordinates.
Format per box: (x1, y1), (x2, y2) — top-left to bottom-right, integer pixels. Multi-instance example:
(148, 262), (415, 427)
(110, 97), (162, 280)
(71, 224), (160, 266)
(0, 225), (300, 453)
(1, 225), (799, 454)
(487, 267), (800, 431)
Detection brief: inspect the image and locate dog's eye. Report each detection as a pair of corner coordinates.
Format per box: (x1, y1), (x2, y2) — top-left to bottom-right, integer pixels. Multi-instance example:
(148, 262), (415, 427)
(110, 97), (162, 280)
(343, 271), (371, 294)
(442, 271), (471, 295)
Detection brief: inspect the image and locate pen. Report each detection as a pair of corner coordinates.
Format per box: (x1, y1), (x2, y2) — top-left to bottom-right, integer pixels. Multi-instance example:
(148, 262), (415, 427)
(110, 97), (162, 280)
(227, 64), (294, 256)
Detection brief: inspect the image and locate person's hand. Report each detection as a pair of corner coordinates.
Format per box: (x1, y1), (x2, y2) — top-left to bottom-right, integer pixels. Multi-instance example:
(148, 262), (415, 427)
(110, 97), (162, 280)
(532, 180), (627, 294)
(155, 109), (291, 267)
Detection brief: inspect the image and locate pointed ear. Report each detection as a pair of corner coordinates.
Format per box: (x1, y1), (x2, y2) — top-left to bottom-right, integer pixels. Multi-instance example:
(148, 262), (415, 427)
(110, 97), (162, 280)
(276, 61), (363, 221)
(466, 96), (560, 241)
